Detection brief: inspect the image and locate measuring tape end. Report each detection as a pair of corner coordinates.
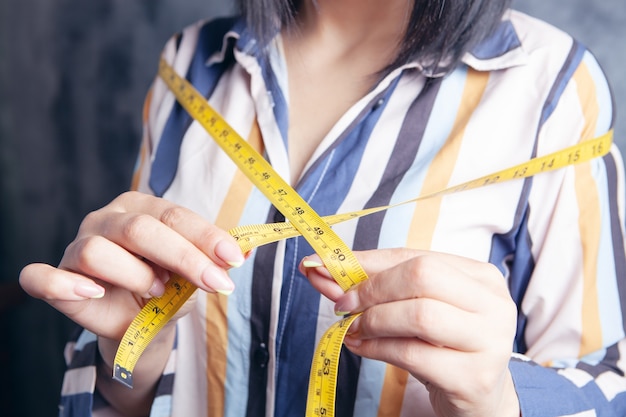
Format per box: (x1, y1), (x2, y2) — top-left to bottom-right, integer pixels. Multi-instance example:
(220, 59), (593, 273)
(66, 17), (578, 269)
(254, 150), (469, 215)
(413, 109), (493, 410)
(113, 364), (134, 389)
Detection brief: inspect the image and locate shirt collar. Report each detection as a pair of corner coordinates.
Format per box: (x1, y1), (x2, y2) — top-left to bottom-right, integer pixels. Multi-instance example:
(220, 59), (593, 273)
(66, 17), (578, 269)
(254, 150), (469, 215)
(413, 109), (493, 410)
(205, 17), (263, 67)
(462, 13), (528, 72)
(205, 12), (529, 75)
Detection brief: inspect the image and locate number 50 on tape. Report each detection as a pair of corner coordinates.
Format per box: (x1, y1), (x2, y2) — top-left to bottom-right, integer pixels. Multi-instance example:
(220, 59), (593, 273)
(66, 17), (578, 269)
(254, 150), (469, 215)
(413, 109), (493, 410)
(113, 56), (613, 417)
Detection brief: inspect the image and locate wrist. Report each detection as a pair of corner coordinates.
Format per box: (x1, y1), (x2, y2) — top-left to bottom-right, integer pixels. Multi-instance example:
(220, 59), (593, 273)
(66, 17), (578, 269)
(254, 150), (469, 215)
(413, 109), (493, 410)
(497, 370), (521, 417)
(95, 325), (177, 416)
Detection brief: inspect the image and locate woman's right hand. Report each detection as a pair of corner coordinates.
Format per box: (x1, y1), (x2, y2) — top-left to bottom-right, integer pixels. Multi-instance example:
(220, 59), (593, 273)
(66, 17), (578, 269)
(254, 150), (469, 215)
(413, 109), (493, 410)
(19, 191), (243, 342)
(20, 191), (243, 415)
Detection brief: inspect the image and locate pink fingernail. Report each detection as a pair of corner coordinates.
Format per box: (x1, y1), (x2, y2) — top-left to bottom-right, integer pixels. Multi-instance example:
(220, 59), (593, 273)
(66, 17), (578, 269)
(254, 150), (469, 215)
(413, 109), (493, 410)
(335, 290), (360, 315)
(344, 317), (362, 347)
(344, 336), (362, 348)
(201, 265), (235, 295)
(148, 279), (165, 298)
(215, 240), (245, 268)
(74, 283), (105, 299)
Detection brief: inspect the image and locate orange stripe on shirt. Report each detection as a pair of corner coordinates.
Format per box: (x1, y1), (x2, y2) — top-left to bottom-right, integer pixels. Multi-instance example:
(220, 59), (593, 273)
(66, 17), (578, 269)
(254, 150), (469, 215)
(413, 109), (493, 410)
(205, 119), (263, 416)
(377, 366), (409, 417)
(377, 69), (490, 417)
(131, 88), (154, 191)
(572, 62), (603, 357)
(407, 68), (490, 250)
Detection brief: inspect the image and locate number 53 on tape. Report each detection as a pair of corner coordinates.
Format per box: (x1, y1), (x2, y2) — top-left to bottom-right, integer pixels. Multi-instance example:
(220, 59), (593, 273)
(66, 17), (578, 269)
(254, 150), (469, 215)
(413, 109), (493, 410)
(113, 57), (613, 417)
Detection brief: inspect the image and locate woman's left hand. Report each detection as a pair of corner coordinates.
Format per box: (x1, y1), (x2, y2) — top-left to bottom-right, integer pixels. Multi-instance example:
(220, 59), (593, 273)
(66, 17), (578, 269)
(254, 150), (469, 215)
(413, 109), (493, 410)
(301, 248), (520, 417)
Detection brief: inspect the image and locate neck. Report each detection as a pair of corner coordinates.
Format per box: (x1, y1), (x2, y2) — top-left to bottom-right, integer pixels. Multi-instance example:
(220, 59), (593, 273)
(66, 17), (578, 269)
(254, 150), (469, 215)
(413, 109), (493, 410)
(286, 0), (410, 67)
(278, 0), (413, 183)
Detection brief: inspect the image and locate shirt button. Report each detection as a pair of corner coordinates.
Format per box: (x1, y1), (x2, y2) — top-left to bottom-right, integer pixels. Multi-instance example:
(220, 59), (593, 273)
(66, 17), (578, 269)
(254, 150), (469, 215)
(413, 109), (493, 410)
(254, 343), (269, 368)
(372, 98), (385, 110)
(273, 210), (285, 223)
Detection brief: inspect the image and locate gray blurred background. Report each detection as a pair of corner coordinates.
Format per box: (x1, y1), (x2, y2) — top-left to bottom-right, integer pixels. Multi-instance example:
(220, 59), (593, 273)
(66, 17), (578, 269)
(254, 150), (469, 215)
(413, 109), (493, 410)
(0, 1), (624, 416)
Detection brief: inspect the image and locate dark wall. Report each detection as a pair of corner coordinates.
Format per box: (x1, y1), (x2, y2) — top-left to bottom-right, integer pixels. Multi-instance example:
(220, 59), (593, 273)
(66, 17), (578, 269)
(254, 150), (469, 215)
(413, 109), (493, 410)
(0, 1), (624, 416)
(0, 1), (234, 416)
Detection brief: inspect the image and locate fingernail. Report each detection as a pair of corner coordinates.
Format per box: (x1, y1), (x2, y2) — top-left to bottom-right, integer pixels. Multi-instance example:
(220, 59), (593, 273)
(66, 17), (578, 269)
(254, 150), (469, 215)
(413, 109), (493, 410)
(302, 258), (324, 268)
(335, 289), (359, 315)
(74, 282), (105, 299)
(300, 256), (332, 279)
(215, 240), (245, 268)
(201, 265), (235, 295)
(344, 317), (362, 347)
(347, 315), (361, 335)
(344, 335), (362, 348)
(148, 279), (165, 298)
(159, 269), (171, 284)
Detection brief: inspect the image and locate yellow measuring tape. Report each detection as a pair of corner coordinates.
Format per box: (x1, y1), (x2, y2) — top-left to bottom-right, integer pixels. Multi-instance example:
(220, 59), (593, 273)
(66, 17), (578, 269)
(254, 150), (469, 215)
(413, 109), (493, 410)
(113, 57), (613, 416)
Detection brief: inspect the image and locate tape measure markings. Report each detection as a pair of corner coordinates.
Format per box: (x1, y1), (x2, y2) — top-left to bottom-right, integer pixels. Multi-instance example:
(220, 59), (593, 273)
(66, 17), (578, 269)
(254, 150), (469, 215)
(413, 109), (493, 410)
(159, 59), (367, 292)
(230, 130), (612, 250)
(114, 58), (370, 391)
(113, 274), (195, 387)
(306, 314), (361, 417)
(113, 57), (613, 417)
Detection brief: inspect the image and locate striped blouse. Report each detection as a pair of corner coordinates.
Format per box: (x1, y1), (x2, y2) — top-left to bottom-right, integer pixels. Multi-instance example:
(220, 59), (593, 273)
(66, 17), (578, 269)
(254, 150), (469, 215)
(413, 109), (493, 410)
(59, 9), (626, 417)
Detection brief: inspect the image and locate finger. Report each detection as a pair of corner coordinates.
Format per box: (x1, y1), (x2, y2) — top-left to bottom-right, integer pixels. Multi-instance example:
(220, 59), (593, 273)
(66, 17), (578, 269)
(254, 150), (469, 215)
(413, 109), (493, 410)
(349, 299), (493, 352)
(351, 248), (490, 278)
(342, 334), (499, 396)
(63, 235), (167, 298)
(93, 210), (235, 294)
(20, 263), (105, 302)
(105, 192), (244, 268)
(300, 256), (345, 301)
(335, 254), (503, 315)
(343, 333), (454, 386)
(20, 262), (166, 340)
(300, 249), (432, 301)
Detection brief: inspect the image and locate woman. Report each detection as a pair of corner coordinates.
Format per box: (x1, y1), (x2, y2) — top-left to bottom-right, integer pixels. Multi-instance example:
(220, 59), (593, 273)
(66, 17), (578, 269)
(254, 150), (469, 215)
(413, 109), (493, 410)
(20, 0), (626, 416)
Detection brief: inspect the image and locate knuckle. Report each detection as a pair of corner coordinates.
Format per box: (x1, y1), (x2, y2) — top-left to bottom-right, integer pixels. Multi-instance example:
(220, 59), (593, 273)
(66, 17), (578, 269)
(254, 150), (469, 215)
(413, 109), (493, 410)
(112, 190), (153, 213)
(406, 257), (435, 295)
(411, 300), (436, 335)
(394, 342), (419, 366)
(108, 191), (132, 211)
(195, 226), (224, 249)
(406, 256), (430, 279)
(69, 237), (103, 274)
(116, 190), (141, 205)
(79, 209), (104, 234)
(121, 213), (153, 242)
(159, 205), (189, 229)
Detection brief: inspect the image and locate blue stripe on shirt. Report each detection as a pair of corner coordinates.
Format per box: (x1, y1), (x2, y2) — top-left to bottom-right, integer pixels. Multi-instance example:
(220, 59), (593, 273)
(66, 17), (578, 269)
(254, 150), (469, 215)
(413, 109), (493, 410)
(59, 392), (93, 417)
(273, 80), (400, 417)
(149, 18), (238, 196)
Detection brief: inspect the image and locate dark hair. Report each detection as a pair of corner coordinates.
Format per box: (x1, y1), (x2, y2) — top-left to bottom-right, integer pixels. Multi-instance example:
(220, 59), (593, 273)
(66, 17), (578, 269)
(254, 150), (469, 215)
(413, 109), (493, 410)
(236, 0), (512, 75)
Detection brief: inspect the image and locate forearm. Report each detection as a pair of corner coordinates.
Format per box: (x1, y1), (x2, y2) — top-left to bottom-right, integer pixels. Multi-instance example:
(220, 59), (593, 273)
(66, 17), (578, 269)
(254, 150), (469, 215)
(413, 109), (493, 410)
(96, 325), (176, 417)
